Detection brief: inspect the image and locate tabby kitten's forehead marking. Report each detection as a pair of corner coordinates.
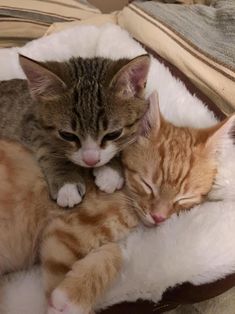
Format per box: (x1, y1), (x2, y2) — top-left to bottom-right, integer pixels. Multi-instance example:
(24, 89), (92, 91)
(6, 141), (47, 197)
(70, 58), (110, 138)
(40, 55), (150, 143)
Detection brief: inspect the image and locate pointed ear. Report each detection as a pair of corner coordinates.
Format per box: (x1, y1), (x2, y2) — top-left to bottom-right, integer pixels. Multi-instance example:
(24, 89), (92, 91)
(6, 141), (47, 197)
(205, 114), (235, 155)
(140, 90), (161, 137)
(110, 54), (150, 98)
(19, 54), (67, 100)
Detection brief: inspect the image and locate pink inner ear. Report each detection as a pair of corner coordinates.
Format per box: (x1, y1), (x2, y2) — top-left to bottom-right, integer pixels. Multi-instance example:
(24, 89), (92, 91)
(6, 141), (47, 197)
(129, 64), (149, 94)
(112, 55), (150, 98)
(140, 90), (161, 137)
(140, 103), (151, 137)
(28, 70), (55, 95)
(206, 115), (235, 155)
(19, 55), (66, 99)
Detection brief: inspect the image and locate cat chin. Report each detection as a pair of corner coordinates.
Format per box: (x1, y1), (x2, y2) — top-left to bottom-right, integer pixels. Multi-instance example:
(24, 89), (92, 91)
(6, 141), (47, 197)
(138, 212), (157, 227)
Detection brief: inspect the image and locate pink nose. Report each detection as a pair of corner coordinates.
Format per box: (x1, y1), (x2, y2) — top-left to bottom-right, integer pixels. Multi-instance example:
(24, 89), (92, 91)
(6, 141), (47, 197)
(82, 150), (100, 167)
(151, 213), (166, 224)
(82, 156), (99, 166)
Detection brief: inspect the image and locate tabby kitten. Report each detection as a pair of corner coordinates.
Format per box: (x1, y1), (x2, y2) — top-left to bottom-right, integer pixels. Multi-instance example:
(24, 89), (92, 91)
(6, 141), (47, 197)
(0, 92), (234, 314)
(0, 54), (150, 208)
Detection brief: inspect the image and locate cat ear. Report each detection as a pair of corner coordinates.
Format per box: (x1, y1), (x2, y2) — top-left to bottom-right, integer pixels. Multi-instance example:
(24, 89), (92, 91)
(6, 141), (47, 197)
(19, 54), (67, 100)
(140, 90), (161, 137)
(205, 115), (235, 155)
(110, 54), (150, 98)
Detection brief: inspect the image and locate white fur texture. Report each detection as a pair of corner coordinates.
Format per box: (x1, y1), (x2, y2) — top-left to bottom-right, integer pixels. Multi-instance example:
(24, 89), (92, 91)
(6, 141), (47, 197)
(0, 24), (235, 314)
(48, 289), (88, 314)
(0, 267), (46, 314)
(57, 183), (83, 208)
(99, 201), (235, 309)
(93, 165), (124, 193)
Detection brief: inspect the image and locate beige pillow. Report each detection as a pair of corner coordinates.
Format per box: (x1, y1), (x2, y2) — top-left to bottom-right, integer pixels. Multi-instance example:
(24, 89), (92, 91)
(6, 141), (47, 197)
(118, 1), (235, 115)
(45, 13), (117, 36)
(0, 0), (100, 47)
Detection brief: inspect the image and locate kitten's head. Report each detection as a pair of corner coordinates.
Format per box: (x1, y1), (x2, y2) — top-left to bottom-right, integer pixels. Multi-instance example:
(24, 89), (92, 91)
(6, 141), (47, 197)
(122, 91), (235, 225)
(19, 54), (150, 167)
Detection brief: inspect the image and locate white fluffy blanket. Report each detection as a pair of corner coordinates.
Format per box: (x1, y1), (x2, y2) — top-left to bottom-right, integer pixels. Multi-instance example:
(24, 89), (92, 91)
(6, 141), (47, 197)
(0, 24), (235, 314)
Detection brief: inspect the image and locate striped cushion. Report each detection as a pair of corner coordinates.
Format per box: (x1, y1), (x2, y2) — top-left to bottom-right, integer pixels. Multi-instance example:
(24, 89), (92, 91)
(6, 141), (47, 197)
(0, 0), (100, 47)
(118, 0), (235, 115)
(45, 14), (117, 35)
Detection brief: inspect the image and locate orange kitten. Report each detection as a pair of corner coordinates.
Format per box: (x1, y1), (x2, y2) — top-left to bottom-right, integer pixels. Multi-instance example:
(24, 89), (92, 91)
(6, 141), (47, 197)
(123, 92), (235, 224)
(0, 91), (234, 314)
(0, 140), (137, 314)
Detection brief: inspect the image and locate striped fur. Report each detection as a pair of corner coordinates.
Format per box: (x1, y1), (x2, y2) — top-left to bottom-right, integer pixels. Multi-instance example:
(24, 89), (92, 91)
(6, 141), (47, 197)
(0, 54), (150, 207)
(0, 0), (100, 48)
(1, 94), (234, 312)
(123, 92), (235, 224)
(0, 139), (137, 313)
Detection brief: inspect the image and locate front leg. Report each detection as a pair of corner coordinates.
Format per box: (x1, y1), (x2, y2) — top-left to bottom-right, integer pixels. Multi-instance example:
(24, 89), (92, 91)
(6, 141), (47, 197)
(48, 243), (123, 314)
(93, 157), (124, 193)
(36, 146), (86, 208)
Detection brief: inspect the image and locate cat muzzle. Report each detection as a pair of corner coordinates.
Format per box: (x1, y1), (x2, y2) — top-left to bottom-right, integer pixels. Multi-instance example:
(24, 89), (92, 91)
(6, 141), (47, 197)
(151, 213), (166, 224)
(82, 150), (100, 167)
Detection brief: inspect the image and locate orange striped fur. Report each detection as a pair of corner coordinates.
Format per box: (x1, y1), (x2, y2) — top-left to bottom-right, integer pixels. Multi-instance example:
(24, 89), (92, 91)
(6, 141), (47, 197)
(0, 140), (137, 313)
(0, 93), (234, 312)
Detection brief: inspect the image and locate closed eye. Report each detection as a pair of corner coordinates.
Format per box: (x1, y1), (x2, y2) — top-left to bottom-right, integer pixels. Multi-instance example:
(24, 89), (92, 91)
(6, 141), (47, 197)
(139, 178), (158, 197)
(175, 195), (199, 205)
(58, 130), (80, 142)
(141, 179), (153, 195)
(102, 129), (123, 142)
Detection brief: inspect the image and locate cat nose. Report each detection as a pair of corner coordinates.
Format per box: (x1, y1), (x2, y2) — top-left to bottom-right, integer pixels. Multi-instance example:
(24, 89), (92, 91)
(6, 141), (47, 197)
(82, 150), (100, 167)
(151, 213), (166, 224)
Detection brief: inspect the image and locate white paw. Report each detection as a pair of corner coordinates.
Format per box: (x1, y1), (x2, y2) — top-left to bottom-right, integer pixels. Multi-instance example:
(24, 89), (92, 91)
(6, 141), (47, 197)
(93, 166), (124, 193)
(57, 183), (82, 208)
(48, 289), (89, 314)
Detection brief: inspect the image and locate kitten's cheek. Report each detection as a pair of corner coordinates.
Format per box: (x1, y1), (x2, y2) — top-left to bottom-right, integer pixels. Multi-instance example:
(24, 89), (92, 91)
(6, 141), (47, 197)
(69, 145), (117, 168)
(98, 144), (117, 166)
(69, 151), (84, 167)
(69, 142), (77, 149)
(142, 213), (156, 227)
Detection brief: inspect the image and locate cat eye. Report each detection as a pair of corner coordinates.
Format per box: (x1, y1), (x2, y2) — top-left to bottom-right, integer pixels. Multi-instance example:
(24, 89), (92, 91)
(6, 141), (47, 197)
(174, 195), (198, 205)
(139, 177), (157, 196)
(140, 179), (153, 195)
(102, 129), (123, 142)
(58, 130), (79, 142)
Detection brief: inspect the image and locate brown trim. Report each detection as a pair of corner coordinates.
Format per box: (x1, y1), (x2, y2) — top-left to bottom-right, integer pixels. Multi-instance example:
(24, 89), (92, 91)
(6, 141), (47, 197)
(0, 5), (82, 21)
(98, 274), (235, 314)
(143, 44), (226, 120)
(129, 4), (235, 81)
(98, 300), (178, 314)
(162, 273), (235, 304)
(0, 18), (49, 26)
(0, 36), (38, 41)
(38, 0), (87, 10)
(0, 38), (36, 45)
(39, 0), (99, 12)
